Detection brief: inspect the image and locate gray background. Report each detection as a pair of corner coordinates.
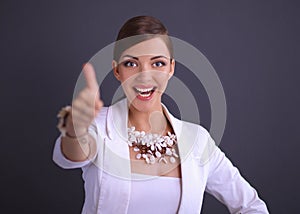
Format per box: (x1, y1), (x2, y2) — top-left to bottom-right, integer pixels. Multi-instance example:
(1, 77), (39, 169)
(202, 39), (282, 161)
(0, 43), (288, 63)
(1, 0), (299, 213)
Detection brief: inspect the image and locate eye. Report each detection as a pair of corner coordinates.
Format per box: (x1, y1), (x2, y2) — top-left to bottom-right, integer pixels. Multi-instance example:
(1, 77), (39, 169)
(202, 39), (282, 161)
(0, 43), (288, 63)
(123, 61), (137, 67)
(153, 61), (166, 67)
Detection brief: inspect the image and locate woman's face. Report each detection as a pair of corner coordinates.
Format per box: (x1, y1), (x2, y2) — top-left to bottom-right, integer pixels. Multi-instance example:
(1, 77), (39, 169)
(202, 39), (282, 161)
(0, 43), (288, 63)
(113, 37), (175, 113)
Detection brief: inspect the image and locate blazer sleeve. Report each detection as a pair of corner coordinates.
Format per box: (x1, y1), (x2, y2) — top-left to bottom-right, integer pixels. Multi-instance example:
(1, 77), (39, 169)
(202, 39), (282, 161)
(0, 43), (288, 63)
(205, 136), (269, 213)
(52, 120), (99, 169)
(52, 107), (108, 169)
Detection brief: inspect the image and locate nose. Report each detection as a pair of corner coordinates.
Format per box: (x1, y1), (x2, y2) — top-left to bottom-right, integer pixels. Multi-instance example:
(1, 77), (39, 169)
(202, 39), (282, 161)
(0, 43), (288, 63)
(136, 62), (152, 82)
(136, 71), (152, 83)
(139, 61), (151, 73)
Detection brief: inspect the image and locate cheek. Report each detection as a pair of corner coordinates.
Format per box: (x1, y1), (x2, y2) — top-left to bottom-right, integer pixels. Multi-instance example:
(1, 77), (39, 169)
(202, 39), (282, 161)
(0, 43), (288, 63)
(117, 71), (130, 83)
(119, 72), (136, 92)
(117, 67), (138, 81)
(154, 72), (170, 91)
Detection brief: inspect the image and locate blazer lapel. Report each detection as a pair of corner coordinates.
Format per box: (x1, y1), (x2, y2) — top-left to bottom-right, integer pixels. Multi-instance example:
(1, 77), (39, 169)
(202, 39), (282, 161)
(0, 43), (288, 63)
(165, 108), (204, 213)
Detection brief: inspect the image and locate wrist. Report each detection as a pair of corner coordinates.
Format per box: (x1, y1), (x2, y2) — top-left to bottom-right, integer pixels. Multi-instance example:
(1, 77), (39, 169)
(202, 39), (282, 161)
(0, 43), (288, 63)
(57, 105), (88, 137)
(62, 132), (91, 145)
(65, 117), (88, 137)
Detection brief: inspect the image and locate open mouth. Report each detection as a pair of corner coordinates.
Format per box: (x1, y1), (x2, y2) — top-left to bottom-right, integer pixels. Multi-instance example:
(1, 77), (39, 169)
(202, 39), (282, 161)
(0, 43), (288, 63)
(133, 86), (157, 99)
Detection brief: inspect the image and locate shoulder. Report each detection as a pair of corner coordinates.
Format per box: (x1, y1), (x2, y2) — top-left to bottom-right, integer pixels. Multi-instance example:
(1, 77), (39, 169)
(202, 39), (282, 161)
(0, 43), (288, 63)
(180, 119), (213, 150)
(90, 106), (109, 136)
(95, 106), (109, 123)
(171, 115), (211, 141)
(162, 102), (210, 140)
(94, 97), (127, 122)
(92, 98), (127, 137)
(172, 117), (217, 165)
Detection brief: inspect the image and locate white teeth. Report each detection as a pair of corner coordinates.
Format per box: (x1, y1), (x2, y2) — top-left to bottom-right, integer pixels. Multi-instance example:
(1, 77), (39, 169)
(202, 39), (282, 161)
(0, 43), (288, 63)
(139, 91), (152, 97)
(134, 86), (155, 98)
(135, 87), (154, 93)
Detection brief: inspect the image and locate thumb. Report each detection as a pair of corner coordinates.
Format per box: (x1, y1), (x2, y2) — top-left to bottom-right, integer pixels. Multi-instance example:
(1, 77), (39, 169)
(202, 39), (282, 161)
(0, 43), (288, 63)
(83, 63), (99, 92)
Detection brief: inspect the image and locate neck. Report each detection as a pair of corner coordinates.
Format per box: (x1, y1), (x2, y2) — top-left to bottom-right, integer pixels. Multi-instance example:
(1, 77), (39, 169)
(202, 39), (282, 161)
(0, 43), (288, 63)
(128, 104), (168, 134)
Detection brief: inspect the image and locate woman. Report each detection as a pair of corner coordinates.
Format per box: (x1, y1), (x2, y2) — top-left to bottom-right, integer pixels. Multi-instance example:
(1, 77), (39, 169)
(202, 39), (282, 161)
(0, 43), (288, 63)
(53, 16), (269, 213)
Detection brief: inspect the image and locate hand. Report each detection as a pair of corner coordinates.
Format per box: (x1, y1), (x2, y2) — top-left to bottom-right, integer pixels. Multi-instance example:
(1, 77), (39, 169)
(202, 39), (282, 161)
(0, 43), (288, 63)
(66, 63), (103, 137)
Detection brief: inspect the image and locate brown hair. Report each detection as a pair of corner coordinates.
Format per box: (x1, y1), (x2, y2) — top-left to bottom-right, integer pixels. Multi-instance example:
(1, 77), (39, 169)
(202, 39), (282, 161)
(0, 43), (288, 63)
(113, 15), (173, 62)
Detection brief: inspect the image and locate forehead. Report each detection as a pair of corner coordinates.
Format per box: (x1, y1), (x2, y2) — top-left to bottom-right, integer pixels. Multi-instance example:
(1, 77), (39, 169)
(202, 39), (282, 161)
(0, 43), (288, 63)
(120, 37), (170, 59)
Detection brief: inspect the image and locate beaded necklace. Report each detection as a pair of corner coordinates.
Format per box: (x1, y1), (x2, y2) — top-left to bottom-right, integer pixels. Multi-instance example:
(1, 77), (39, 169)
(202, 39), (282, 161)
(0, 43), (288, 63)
(127, 126), (179, 164)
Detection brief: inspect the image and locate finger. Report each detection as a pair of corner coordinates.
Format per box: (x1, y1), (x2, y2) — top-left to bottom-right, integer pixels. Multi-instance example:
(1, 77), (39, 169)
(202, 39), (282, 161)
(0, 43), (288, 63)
(95, 99), (103, 111)
(83, 63), (99, 92)
(72, 99), (95, 119)
(78, 89), (97, 106)
(69, 108), (90, 124)
(71, 109), (92, 124)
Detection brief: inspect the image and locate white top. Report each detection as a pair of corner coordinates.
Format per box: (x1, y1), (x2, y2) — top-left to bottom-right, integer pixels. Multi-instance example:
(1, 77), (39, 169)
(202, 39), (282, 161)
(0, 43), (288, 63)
(53, 98), (269, 213)
(128, 174), (181, 214)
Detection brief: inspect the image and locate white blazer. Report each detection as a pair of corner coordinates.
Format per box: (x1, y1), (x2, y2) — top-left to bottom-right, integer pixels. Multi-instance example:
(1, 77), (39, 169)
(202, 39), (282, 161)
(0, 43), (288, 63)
(53, 98), (269, 214)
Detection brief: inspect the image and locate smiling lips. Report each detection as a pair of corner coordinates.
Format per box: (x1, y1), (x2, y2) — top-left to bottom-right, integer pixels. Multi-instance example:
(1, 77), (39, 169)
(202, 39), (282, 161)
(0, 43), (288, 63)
(133, 86), (157, 100)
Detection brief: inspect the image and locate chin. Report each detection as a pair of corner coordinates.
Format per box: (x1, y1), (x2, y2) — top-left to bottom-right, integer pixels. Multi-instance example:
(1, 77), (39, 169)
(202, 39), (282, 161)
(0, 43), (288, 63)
(128, 92), (162, 113)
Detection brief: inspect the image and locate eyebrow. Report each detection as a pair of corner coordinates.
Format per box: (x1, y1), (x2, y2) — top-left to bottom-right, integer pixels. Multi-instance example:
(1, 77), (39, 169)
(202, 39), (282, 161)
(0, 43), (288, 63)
(121, 55), (169, 60)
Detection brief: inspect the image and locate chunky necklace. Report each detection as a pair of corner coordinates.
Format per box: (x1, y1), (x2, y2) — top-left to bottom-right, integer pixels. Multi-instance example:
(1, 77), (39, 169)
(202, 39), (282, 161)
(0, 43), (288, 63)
(127, 126), (179, 164)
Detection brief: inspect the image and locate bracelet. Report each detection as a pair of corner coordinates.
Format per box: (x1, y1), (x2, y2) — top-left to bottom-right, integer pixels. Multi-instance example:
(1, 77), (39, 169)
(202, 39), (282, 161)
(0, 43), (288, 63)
(57, 105), (90, 144)
(63, 132), (90, 145)
(57, 105), (72, 137)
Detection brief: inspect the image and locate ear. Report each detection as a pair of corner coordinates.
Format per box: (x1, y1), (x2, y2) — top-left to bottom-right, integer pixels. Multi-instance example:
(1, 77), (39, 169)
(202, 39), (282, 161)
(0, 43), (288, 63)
(168, 59), (175, 79)
(112, 60), (121, 81)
